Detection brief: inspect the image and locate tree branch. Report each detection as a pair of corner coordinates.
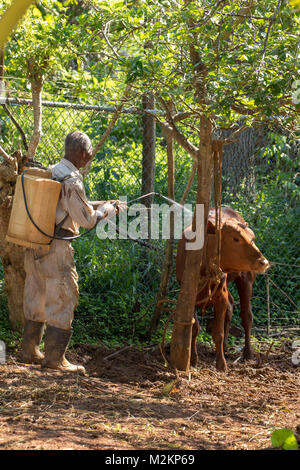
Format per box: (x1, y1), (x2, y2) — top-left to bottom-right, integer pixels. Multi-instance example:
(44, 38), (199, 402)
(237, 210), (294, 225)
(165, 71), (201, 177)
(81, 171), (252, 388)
(200, 0), (229, 27)
(231, 96), (296, 117)
(231, 101), (261, 115)
(155, 116), (199, 159)
(101, 21), (120, 60)
(153, 96), (198, 159)
(0, 144), (14, 163)
(2, 104), (28, 151)
(26, 71), (44, 161)
(81, 83), (133, 178)
(173, 111), (197, 122)
(180, 161), (197, 205)
(221, 1), (256, 42)
(256, 0), (283, 81)
(222, 124), (251, 145)
(92, 83), (132, 158)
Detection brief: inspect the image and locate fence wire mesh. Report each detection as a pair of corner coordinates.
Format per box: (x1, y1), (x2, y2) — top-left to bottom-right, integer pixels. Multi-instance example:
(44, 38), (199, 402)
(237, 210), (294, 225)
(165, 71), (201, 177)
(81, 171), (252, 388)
(0, 83), (299, 340)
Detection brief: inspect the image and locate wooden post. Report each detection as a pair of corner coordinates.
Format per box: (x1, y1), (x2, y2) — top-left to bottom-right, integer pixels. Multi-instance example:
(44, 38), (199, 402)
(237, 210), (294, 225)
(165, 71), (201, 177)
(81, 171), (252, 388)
(147, 102), (174, 338)
(141, 93), (156, 219)
(266, 274), (271, 336)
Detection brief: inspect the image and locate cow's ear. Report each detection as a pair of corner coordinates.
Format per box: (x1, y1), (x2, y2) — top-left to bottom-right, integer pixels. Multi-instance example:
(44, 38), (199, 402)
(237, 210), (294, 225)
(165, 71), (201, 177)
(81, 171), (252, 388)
(207, 219), (216, 234)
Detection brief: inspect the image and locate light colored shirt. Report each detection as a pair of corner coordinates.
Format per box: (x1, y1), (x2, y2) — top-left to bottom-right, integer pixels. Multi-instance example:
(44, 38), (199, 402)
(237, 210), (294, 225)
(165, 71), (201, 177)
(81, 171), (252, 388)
(51, 158), (98, 235)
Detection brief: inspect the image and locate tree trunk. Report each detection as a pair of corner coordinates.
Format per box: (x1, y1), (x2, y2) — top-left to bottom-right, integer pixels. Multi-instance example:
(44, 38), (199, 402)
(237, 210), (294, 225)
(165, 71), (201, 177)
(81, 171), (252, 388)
(0, 49), (26, 330)
(0, 152), (26, 330)
(26, 78), (43, 161)
(0, 67), (44, 331)
(0, 48), (4, 95)
(0, 209), (26, 330)
(147, 102), (174, 338)
(170, 115), (213, 372)
(169, 4), (214, 371)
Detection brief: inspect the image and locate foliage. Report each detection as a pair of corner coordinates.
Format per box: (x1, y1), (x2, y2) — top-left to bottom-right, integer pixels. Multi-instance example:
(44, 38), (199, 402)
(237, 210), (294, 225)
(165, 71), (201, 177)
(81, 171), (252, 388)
(271, 428), (299, 450)
(290, 0), (300, 8)
(1, 1), (299, 120)
(0, 1), (299, 345)
(0, 293), (22, 349)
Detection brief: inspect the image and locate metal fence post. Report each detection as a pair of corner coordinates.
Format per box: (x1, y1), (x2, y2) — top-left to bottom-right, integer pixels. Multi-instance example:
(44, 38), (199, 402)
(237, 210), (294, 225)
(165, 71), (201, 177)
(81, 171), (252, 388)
(141, 93), (156, 238)
(266, 274), (271, 335)
(147, 101), (174, 339)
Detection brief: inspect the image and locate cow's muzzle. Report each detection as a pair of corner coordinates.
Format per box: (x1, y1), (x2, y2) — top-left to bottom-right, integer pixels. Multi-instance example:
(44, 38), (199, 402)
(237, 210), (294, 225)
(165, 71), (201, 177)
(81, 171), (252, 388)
(257, 257), (270, 273)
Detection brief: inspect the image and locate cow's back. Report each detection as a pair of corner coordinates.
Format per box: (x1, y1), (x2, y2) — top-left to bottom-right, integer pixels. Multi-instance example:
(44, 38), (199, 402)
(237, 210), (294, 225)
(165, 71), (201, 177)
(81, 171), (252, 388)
(208, 206), (247, 227)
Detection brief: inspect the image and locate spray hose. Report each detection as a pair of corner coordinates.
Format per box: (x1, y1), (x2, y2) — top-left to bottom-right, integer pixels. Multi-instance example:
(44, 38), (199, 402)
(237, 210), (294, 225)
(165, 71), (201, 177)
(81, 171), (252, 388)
(21, 171), (189, 245)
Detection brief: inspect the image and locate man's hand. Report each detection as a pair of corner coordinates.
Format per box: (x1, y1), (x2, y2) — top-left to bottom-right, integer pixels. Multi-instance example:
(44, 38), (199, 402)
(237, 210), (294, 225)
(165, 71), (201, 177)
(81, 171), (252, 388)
(103, 202), (117, 218)
(111, 200), (128, 214)
(92, 200), (129, 221)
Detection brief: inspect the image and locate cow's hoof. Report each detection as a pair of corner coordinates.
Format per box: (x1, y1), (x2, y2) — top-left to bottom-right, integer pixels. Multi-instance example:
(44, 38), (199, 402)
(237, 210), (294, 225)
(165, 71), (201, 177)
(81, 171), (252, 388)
(216, 360), (227, 372)
(243, 348), (253, 360)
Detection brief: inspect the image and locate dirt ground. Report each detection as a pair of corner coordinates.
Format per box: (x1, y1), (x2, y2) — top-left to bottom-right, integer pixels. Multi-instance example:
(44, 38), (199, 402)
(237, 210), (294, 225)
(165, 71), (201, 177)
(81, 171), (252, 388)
(0, 339), (299, 451)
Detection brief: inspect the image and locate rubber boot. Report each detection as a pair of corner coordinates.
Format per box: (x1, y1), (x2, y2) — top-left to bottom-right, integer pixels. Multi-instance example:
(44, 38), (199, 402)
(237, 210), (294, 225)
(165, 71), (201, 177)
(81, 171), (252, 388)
(19, 320), (45, 364)
(41, 325), (85, 375)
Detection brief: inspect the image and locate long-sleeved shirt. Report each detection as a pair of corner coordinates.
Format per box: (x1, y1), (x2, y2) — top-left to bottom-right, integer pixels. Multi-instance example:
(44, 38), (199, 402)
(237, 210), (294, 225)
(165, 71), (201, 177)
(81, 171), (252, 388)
(51, 158), (98, 235)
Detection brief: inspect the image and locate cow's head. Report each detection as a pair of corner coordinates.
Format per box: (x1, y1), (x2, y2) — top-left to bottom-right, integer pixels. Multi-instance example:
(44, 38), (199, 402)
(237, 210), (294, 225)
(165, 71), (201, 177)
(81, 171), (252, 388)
(208, 218), (269, 274)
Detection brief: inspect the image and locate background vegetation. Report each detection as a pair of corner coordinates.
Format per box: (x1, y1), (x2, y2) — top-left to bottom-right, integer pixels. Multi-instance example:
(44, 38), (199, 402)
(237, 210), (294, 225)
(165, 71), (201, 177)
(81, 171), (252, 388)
(0, 0), (299, 350)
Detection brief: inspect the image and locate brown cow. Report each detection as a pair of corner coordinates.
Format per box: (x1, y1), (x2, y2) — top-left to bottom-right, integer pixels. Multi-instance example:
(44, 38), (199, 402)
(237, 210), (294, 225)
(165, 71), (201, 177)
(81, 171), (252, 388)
(176, 206), (269, 372)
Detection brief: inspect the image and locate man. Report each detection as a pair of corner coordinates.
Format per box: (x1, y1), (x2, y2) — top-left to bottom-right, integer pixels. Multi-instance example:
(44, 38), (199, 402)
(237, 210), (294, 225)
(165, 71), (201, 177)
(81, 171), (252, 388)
(19, 130), (126, 374)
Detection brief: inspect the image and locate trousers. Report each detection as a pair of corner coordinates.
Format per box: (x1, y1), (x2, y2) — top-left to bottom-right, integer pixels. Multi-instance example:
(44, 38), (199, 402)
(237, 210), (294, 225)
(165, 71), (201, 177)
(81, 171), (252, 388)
(23, 239), (79, 330)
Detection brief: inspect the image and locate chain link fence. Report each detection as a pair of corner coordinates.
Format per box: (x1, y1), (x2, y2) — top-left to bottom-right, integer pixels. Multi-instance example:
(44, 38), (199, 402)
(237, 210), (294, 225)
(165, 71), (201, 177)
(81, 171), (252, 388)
(0, 82), (299, 341)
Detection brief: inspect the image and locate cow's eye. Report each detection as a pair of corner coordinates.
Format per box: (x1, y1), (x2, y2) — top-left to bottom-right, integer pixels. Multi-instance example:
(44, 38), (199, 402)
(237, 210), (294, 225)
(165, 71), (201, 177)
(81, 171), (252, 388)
(233, 237), (239, 242)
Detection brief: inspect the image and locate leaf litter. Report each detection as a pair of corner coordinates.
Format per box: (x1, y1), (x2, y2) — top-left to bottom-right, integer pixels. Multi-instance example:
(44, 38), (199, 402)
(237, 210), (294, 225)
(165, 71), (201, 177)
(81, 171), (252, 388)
(0, 340), (299, 450)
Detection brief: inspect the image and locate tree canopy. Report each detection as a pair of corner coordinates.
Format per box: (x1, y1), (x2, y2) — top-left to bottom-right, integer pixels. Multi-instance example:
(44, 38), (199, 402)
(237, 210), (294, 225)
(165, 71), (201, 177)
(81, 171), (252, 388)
(1, 0), (299, 130)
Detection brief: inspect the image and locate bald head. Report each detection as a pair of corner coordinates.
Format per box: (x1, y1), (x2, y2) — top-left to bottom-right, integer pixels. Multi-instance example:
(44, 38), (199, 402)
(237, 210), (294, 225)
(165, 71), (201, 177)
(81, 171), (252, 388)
(64, 131), (93, 169)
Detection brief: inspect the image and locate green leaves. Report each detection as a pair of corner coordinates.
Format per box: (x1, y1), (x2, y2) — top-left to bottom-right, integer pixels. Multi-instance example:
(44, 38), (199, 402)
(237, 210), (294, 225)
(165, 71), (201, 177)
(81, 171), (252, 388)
(290, 0), (300, 8)
(95, 0), (126, 14)
(125, 56), (147, 82)
(271, 429), (299, 450)
(162, 380), (179, 396)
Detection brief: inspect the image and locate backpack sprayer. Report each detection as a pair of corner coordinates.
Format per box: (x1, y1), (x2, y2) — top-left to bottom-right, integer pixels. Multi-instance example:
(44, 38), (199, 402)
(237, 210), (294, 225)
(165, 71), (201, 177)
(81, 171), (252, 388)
(6, 166), (62, 252)
(5, 164), (116, 252)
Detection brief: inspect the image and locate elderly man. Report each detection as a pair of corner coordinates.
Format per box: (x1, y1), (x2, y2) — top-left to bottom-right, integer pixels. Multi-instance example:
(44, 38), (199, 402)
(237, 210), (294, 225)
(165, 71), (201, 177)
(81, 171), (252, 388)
(19, 130), (124, 374)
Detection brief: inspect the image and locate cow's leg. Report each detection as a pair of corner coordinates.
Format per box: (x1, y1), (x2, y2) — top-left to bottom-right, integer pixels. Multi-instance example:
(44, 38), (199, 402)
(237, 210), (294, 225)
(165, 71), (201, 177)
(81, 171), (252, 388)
(212, 290), (228, 372)
(223, 292), (234, 354)
(190, 310), (200, 367)
(235, 273), (254, 360)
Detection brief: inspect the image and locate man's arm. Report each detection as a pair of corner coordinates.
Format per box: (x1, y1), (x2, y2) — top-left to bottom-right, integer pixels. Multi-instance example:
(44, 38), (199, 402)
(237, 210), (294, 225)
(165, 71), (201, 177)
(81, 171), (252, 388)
(89, 200), (128, 214)
(61, 180), (123, 230)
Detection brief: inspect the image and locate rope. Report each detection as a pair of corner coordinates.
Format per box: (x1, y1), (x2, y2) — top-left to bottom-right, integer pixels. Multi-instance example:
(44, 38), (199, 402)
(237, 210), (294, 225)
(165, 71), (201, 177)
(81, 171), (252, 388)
(174, 318), (195, 326)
